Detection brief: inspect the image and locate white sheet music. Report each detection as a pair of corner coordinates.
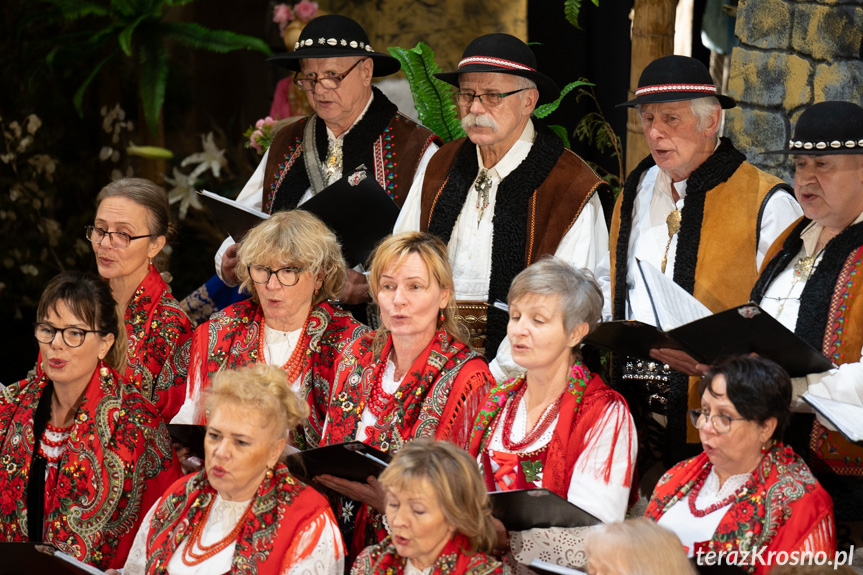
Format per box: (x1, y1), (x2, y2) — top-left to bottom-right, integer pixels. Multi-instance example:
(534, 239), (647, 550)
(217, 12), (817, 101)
(635, 258), (711, 331)
(802, 393), (863, 442)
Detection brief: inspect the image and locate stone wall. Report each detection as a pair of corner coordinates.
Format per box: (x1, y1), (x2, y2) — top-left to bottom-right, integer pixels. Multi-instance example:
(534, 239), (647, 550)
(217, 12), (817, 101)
(725, 0), (863, 183)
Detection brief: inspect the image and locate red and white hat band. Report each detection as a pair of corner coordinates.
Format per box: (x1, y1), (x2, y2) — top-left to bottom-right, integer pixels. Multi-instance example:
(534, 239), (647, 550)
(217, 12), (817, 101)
(458, 56), (535, 72)
(636, 83), (717, 96)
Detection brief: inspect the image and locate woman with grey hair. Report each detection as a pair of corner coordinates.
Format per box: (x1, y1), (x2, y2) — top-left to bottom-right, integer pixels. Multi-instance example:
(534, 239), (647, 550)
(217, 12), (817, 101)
(468, 257), (636, 571)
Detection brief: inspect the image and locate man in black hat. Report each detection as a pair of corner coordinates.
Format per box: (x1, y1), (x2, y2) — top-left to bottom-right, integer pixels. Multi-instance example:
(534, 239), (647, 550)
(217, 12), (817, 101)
(394, 33), (612, 382)
(751, 100), (863, 527)
(597, 55), (802, 469)
(215, 15), (440, 304)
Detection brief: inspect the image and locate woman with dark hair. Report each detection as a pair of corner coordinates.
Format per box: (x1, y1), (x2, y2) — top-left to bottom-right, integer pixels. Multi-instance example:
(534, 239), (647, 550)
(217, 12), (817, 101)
(352, 440), (506, 575)
(171, 210), (366, 449)
(88, 177), (192, 421)
(0, 271), (180, 570)
(646, 355), (835, 573)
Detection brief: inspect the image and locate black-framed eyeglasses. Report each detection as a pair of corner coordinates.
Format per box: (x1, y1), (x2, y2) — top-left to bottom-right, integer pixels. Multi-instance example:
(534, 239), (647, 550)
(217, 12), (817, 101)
(455, 88), (528, 108)
(249, 265), (306, 287)
(34, 323), (106, 348)
(293, 58), (367, 92)
(85, 225), (155, 249)
(689, 409), (747, 435)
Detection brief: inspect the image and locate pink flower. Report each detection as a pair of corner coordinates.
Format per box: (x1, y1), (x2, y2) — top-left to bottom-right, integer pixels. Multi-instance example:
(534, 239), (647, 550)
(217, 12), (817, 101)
(272, 4), (294, 34)
(249, 129), (264, 152)
(293, 0), (318, 22)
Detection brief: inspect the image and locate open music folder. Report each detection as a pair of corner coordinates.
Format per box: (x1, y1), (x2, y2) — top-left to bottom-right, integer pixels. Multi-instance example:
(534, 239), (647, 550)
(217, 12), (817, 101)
(285, 441), (392, 484)
(801, 393), (863, 445)
(584, 259), (834, 378)
(488, 488), (601, 532)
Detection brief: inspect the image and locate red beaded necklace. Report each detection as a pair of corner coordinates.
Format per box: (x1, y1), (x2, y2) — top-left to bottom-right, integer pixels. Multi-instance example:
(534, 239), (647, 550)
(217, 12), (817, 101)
(37, 422), (74, 463)
(365, 349), (398, 419)
(181, 496), (253, 566)
(687, 465), (754, 517)
(500, 379), (564, 452)
(257, 314), (311, 383)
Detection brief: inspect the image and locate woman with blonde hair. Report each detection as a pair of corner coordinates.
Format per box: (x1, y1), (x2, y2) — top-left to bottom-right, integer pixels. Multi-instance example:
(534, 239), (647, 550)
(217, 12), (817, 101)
(118, 363), (345, 574)
(584, 518), (695, 575)
(318, 232), (494, 558)
(352, 440), (506, 574)
(171, 210), (367, 448)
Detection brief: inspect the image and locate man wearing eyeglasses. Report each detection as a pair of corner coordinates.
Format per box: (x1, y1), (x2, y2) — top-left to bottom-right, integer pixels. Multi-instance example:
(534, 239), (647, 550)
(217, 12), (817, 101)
(215, 15), (440, 309)
(394, 33), (612, 382)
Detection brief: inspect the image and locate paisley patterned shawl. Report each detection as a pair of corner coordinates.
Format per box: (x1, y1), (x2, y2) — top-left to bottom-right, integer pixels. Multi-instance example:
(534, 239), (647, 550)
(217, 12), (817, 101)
(323, 328), (493, 452)
(644, 443), (835, 573)
(127, 263), (193, 422)
(468, 360), (632, 497)
(145, 463), (331, 575)
(352, 534), (507, 575)
(0, 365), (180, 569)
(183, 299), (367, 445)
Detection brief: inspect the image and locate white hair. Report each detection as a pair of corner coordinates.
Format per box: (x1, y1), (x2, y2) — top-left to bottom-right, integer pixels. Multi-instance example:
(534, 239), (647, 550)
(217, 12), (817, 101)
(689, 96), (722, 133)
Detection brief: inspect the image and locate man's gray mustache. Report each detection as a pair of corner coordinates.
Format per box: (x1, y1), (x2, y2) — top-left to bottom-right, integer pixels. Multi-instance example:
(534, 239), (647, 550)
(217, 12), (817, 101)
(461, 113), (498, 132)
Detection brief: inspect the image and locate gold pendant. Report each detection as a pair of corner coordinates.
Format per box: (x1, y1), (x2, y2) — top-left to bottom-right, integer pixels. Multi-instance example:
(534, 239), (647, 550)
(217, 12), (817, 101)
(661, 209), (682, 273)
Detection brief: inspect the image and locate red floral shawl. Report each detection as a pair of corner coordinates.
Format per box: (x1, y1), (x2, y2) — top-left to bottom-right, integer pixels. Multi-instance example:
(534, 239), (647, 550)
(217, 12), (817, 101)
(323, 328), (493, 452)
(183, 299), (367, 446)
(126, 263), (192, 422)
(0, 364), (181, 569)
(468, 360), (633, 497)
(352, 533), (507, 575)
(322, 329), (493, 559)
(145, 463), (333, 575)
(645, 443), (835, 574)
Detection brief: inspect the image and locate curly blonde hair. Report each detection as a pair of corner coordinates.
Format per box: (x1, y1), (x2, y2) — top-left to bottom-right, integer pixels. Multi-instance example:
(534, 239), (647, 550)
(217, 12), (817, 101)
(205, 363), (309, 439)
(236, 210), (347, 305)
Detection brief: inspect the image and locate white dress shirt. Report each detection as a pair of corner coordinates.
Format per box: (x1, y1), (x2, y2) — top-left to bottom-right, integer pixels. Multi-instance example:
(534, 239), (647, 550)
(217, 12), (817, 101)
(395, 121), (609, 381)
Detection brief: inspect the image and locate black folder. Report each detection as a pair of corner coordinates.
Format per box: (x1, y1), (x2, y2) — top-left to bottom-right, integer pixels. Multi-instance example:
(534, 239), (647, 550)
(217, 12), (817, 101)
(0, 543), (106, 574)
(286, 441), (392, 484)
(167, 423), (207, 457)
(296, 167), (400, 268)
(528, 559), (587, 575)
(198, 190), (268, 243)
(585, 304), (834, 378)
(489, 488), (601, 531)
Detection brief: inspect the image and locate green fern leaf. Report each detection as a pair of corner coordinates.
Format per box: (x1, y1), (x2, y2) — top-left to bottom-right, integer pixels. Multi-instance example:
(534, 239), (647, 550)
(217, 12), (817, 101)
(534, 79), (593, 119)
(72, 48), (118, 116)
(35, 0), (110, 21)
(162, 22), (271, 55)
(548, 125), (571, 149)
(388, 43), (465, 143)
(565, 0), (583, 30)
(139, 33), (168, 135)
(118, 15), (147, 56)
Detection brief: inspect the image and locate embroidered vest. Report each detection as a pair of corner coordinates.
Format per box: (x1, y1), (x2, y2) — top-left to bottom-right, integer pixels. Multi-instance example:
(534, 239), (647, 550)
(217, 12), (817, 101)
(262, 108), (438, 213)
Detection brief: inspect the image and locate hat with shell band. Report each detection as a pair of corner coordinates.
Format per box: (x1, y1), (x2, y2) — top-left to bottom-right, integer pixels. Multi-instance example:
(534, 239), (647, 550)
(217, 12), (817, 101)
(268, 14), (400, 77)
(434, 33), (560, 104)
(763, 101), (863, 155)
(617, 55), (736, 109)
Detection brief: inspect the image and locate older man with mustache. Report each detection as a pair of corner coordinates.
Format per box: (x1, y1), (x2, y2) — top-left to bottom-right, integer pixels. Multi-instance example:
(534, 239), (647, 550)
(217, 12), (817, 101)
(394, 33), (612, 381)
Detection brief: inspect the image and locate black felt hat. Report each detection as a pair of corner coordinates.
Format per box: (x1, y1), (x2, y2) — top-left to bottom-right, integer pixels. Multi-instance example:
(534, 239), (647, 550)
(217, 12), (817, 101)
(764, 101), (863, 155)
(434, 33), (560, 104)
(617, 55), (736, 109)
(268, 15), (400, 77)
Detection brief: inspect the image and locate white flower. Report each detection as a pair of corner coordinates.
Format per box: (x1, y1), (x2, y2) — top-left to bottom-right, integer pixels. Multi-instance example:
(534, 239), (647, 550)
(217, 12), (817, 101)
(29, 154), (57, 182)
(99, 146), (114, 161)
(25, 114), (42, 135)
(181, 132), (226, 181)
(20, 264), (39, 276)
(163, 167), (202, 219)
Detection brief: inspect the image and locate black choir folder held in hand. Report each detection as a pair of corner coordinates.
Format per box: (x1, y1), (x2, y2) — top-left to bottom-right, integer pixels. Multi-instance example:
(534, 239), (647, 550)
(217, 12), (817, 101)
(584, 259), (834, 378)
(488, 488), (601, 532)
(286, 442), (392, 484)
(0, 543), (107, 574)
(200, 165), (399, 269)
(198, 190), (269, 243)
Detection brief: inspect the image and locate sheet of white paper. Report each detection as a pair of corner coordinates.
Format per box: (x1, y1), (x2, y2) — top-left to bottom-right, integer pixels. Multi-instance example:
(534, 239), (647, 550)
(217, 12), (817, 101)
(635, 258), (711, 330)
(199, 189), (270, 219)
(802, 393), (863, 442)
